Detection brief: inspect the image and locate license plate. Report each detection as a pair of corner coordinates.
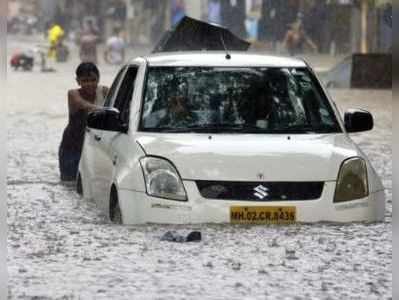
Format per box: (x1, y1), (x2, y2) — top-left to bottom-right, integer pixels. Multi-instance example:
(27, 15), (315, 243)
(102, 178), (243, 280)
(230, 206), (296, 224)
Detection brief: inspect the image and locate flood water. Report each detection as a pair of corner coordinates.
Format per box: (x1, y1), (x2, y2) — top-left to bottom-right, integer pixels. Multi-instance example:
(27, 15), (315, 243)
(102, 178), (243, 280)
(7, 36), (391, 299)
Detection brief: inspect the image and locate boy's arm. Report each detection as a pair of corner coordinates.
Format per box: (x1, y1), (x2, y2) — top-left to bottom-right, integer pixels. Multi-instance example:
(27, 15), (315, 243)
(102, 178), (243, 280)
(68, 89), (99, 113)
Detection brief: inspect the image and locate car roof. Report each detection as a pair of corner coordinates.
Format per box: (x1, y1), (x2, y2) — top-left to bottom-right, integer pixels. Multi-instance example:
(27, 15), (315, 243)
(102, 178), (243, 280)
(133, 51), (307, 68)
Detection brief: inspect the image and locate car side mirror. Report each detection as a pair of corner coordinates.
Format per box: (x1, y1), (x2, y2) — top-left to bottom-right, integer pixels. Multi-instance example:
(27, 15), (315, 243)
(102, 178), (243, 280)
(87, 108), (127, 133)
(344, 109), (373, 133)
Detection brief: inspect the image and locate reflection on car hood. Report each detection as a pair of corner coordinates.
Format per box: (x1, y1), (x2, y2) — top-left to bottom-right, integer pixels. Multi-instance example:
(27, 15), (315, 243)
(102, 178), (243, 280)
(136, 133), (358, 181)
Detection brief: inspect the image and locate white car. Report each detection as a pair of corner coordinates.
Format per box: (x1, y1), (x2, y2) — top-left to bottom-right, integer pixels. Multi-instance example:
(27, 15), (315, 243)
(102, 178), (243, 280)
(78, 52), (385, 225)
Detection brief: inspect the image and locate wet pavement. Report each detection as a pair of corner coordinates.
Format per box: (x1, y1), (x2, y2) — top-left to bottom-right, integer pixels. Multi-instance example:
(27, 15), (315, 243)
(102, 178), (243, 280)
(7, 35), (391, 299)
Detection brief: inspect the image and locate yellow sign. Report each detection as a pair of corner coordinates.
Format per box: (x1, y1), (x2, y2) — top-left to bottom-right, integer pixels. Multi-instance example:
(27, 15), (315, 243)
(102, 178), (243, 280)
(230, 206), (296, 224)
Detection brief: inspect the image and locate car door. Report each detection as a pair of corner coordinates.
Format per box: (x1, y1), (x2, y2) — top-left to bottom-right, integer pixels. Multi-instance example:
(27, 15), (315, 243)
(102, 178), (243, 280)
(87, 66), (127, 204)
(93, 65), (139, 211)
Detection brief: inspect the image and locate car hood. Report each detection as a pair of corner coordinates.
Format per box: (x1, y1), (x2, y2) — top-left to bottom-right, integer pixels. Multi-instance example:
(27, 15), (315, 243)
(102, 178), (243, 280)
(135, 133), (358, 181)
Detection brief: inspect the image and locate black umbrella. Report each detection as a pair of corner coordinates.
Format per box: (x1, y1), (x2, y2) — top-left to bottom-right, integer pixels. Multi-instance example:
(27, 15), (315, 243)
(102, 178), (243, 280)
(152, 16), (251, 53)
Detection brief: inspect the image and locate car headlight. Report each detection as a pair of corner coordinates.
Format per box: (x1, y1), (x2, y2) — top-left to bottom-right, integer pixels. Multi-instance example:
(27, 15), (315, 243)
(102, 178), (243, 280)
(334, 157), (369, 202)
(140, 157), (187, 201)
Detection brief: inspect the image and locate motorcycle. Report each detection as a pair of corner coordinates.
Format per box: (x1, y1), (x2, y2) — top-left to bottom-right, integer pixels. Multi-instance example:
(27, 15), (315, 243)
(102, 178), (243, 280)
(10, 46), (56, 73)
(10, 51), (34, 71)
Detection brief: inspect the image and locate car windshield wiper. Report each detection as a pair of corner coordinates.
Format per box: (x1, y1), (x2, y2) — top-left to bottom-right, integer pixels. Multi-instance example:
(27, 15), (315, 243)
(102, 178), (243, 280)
(185, 123), (265, 133)
(141, 124), (252, 133)
(145, 124), (340, 134)
(144, 126), (192, 133)
(276, 124), (340, 133)
(313, 124), (341, 133)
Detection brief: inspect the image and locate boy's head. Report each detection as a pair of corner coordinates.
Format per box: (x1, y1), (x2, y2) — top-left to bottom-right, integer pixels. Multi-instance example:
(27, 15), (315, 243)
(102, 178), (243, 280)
(75, 62), (100, 93)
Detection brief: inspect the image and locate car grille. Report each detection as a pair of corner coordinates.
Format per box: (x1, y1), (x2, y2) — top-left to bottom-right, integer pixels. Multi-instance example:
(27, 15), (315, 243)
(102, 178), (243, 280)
(196, 181), (324, 201)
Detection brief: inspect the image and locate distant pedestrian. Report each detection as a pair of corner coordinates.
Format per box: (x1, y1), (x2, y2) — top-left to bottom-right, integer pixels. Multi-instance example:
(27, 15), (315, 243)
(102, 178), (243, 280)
(106, 0), (127, 29)
(104, 27), (126, 65)
(47, 22), (65, 60)
(58, 63), (109, 181)
(79, 20), (100, 64)
(303, 1), (327, 53)
(283, 20), (318, 56)
(171, 0), (186, 26)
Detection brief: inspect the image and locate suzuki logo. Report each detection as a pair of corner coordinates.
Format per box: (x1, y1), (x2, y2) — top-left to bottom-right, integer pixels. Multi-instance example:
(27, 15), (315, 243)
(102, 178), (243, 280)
(254, 185), (269, 200)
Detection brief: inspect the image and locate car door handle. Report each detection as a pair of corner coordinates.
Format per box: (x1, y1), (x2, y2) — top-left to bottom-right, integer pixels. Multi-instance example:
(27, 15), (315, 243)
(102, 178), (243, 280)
(94, 135), (101, 141)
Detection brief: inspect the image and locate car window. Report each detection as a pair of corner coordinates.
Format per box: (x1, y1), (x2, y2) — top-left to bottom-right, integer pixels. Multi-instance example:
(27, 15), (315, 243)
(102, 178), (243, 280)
(113, 66), (138, 125)
(140, 67), (341, 134)
(104, 66), (127, 107)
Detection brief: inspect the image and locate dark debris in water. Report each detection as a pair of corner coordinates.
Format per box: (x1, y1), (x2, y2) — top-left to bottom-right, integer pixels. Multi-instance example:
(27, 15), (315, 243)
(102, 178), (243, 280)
(160, 231), (202, 243)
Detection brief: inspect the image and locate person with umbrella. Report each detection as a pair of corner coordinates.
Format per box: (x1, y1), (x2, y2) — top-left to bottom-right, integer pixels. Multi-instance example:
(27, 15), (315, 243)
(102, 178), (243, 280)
(152, 16), (250, 53)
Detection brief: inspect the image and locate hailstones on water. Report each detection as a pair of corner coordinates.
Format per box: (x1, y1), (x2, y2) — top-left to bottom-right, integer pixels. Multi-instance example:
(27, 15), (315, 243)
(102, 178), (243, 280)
(285, 246), (299, 260)
(268, 237), (279, 247)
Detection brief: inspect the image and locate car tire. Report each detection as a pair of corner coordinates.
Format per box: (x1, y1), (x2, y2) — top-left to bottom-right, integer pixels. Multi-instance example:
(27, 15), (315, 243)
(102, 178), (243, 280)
(109, 188), (122, 224)
(76, 173), (83, 196)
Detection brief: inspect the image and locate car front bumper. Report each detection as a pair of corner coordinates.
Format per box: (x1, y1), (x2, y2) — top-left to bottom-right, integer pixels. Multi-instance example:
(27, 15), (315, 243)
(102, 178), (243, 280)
(118, 181), (385, 224)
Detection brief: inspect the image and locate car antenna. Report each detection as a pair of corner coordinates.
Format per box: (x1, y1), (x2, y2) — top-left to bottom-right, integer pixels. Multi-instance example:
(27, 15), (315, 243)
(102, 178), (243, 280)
(220, 33), (231, 60)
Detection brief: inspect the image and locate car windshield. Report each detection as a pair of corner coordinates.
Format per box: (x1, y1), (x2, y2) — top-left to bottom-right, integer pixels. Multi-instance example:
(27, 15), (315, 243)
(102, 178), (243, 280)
(140, 66), (341, 134)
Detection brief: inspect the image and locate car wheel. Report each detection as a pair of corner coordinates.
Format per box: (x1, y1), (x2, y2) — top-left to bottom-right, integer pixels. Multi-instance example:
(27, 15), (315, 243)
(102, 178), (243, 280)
(76, 173), (83, 196)
(109, 188), (122, 224)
